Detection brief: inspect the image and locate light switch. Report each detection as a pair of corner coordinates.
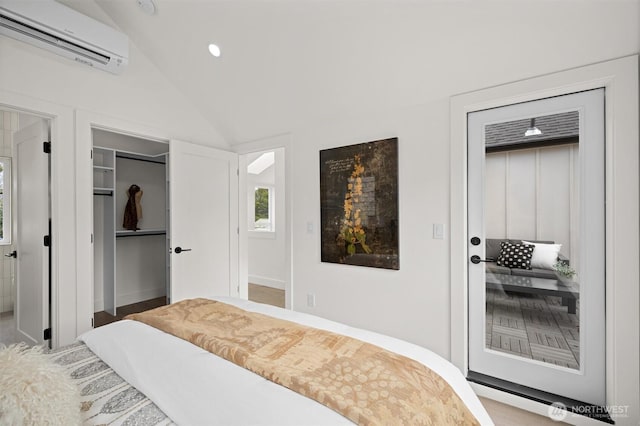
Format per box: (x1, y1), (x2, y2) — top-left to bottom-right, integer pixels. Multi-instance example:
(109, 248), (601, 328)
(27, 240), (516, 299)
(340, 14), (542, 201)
(433, 223), (445, 239)
(307, 222), (314, 234)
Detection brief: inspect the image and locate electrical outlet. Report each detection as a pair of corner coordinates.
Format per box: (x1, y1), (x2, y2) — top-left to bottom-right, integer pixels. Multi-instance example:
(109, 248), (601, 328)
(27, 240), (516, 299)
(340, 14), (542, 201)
(307, 293), (316, 307)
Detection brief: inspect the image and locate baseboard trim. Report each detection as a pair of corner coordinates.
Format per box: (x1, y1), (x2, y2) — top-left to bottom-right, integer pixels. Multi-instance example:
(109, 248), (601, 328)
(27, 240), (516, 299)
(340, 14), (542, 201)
(248, 275), (285, 290)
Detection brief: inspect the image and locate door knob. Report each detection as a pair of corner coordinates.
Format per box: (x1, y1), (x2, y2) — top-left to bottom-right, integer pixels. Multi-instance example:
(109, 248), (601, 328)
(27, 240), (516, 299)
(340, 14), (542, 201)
(470, 255), (491, 264)
(173, 247), (192, 254)
(4, 251), (16, 258)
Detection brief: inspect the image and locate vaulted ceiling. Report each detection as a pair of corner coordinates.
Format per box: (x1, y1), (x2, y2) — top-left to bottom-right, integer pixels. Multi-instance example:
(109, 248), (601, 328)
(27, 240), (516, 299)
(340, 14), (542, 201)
(60, 0), (638, 145)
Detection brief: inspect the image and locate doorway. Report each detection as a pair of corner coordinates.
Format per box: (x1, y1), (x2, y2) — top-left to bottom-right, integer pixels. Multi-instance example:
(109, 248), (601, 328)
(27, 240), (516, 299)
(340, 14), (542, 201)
(0, 109), (51, 348)
(467, 90), (605, 405)
(91, 128), (170, 327)
(243, 148), (286, 308)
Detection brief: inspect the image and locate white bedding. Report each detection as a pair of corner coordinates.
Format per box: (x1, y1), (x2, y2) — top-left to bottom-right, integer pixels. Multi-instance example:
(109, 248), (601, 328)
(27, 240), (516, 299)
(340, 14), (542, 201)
(80, 297), (493, 425)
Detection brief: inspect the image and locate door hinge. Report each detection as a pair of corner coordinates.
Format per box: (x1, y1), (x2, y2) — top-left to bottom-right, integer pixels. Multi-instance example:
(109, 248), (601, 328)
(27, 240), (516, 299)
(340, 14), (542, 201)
(43, 141), (51, 154)
(237, 168), (239, 176)
(91, 233), (94, 244)
(91, 318), (94, 328)
(90, 149), (93, 159)
(43, 328), (51, 340)
(43, 235), (51, 247)
(237, 227), (239, 234)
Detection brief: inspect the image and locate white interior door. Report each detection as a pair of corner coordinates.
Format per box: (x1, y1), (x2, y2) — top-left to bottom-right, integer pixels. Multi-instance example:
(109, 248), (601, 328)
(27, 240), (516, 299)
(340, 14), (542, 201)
(468, 89), (605, 405)
(14, 120), (50, 346)
(169, 140), (238, 302)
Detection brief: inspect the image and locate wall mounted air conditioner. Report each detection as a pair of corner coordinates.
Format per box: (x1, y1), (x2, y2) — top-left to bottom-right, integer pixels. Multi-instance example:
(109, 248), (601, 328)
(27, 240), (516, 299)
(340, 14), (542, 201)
(0, 0), (128, 74)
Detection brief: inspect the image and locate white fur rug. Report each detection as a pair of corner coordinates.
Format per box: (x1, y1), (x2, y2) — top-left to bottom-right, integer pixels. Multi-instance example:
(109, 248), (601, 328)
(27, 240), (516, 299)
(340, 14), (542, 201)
(0, 343), (81, 425)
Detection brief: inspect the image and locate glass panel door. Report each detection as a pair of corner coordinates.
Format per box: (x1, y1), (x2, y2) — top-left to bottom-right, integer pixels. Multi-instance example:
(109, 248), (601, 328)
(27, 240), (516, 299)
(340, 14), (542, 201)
(468, 89), (605, 405)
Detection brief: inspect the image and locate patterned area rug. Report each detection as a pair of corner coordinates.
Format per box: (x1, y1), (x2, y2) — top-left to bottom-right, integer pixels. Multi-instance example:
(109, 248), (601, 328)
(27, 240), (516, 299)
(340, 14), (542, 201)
(49, 342), (174, 425)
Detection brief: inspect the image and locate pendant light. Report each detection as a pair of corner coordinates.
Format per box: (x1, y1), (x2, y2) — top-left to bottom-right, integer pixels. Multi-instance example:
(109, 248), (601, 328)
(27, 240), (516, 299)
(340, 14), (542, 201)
(524, 118), (542, 137)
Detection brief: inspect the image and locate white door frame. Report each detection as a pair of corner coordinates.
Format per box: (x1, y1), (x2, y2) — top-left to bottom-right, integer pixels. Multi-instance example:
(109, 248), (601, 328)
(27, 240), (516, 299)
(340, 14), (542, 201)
(0, 96), (245, 348)
(467, 90), (605, 404)
(0, 90), (75, 349)
(234, 134), (293, 309)
(450, 56), (639, 422)
(75, 110), (172, 336)
(76, 111), (243, 333)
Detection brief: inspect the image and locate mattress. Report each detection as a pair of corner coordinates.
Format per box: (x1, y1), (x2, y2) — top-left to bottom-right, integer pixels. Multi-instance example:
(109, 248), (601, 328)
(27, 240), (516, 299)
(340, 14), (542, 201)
(54, 297), (493, 425)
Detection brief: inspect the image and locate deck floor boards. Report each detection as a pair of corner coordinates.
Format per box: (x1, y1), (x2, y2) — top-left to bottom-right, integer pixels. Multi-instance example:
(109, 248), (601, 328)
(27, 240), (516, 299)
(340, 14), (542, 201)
(486, 289), (580, 369)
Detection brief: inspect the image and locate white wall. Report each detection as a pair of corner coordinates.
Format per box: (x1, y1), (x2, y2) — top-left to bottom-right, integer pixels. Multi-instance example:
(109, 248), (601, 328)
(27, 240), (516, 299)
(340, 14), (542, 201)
(114, 158), (166, 232)
(451, 57), (639, 424)
(0, 0), (228, 343)
(0, 3), (226, 148)
(0, 0), (637, 368)
(289, 1), (639, 360)
(486, 145), (580, 269)
(292, 101), (453, 354)
(115, 235), (165, 307)
(248, 149), (286, 289)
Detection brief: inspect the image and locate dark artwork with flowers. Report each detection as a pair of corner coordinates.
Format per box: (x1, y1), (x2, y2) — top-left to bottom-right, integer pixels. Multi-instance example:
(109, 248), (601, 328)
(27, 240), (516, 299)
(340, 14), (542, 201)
(320, 138), (399, 270)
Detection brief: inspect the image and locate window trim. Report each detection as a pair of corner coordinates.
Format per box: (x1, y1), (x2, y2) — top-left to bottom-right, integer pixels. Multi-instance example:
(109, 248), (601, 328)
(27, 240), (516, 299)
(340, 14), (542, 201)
(249, 184), (275, 235)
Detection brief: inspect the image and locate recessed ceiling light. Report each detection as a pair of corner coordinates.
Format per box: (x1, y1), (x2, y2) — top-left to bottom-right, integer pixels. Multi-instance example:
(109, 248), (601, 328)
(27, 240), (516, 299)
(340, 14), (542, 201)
(136, 0), (156, 15)
(208, 43), (221, 58)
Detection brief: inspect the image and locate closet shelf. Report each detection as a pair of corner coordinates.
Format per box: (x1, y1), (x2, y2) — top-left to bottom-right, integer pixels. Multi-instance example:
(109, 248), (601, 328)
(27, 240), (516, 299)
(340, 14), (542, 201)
(94, 165), (114, 172)
(93, 187), (114, 196)
(116, 229), (167, 238)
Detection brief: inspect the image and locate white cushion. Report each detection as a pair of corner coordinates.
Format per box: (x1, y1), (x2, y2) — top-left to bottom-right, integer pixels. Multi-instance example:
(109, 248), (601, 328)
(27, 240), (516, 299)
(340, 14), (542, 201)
(522, 240), (562, 270)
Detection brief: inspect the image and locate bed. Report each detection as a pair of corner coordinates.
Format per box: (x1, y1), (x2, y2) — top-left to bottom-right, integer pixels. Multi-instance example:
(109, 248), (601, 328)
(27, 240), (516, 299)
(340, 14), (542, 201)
(48, 297), (493, 425)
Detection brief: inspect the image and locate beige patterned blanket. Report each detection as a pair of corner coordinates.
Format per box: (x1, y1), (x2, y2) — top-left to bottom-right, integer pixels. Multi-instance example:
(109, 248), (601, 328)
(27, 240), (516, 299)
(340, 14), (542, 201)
(127, 298), (479, 425)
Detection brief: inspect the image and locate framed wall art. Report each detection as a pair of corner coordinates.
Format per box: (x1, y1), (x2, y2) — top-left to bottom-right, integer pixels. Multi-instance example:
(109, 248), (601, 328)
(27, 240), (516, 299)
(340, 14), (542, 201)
(320, 137), (399, 270)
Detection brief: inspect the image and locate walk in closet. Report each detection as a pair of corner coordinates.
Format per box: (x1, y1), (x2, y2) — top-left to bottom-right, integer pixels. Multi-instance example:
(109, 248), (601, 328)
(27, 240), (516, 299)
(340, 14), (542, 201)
(93, 129), (170, 318)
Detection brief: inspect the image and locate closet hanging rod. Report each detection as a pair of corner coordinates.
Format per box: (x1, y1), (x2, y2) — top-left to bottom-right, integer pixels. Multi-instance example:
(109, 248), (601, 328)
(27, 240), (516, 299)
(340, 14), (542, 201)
(93, 192), (113, 196)
(116, 230), (166, 238)
(116, 153), (166, 165)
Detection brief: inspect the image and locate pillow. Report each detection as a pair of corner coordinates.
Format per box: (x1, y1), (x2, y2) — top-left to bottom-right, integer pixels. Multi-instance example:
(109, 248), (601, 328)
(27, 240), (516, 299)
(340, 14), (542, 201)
(522, 240), (562, 270)
(496, 241), (534, 270)
(0, 343), (82, 425)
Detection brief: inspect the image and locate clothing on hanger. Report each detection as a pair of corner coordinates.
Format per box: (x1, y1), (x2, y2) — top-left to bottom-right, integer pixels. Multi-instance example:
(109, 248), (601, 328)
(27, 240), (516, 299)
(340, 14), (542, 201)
(123, 184), (143, 230)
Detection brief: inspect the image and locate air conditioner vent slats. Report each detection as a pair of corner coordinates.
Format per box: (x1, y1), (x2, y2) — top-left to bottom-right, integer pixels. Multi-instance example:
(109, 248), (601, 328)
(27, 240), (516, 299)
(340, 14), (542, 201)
(0, 13), (110, 65)
(0, 0), (128, 74)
